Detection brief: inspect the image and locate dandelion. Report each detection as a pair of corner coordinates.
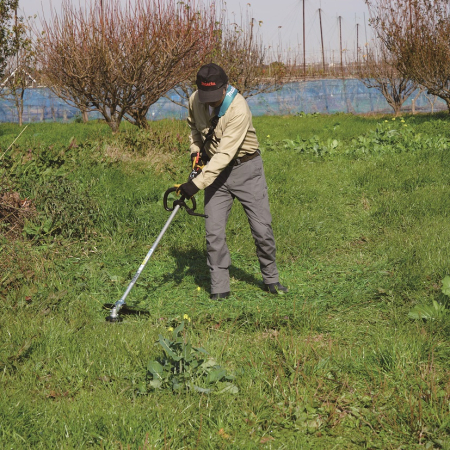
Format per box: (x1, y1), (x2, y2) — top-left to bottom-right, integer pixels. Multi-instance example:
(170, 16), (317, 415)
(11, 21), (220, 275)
(384, 120), (388, 123)
(167, 327), (174, 331)
(183, 314), (191, 322)
(392, 117), (396, 120)
(266, 135), (270, 138)
(197, 286), (201, 291)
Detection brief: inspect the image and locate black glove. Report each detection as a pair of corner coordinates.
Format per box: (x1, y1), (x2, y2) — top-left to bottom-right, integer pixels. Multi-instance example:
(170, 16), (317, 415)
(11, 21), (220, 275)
(177, 180), (200, 198)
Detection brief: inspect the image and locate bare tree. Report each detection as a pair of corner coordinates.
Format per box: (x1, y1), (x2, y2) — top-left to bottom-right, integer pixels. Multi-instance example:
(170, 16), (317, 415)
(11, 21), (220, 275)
(0, 0), (19, 79)
(366, 0), (450, 113)
(1, 11), (35, 126)
(35, 0), (219, 132)
(167, 5), (289, 108)
(356, 38), (418, 116)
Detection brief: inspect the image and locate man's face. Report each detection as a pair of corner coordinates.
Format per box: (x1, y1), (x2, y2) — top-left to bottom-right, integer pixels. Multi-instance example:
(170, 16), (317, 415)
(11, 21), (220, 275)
(206, 87), (227, 108)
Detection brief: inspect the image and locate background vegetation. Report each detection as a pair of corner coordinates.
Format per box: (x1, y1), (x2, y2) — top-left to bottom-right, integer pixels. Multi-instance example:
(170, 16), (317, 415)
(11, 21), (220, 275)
(1, 112), (450, 448)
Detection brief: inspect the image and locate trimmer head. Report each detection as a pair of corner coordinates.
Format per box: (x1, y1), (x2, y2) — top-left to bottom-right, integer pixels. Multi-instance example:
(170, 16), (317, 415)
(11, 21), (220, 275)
(105, 314), (123, 323)
(103, 303), (150, 322)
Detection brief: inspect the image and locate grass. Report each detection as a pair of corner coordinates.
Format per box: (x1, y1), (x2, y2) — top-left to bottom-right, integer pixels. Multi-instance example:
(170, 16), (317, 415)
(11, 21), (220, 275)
(1, 112), (450, 449)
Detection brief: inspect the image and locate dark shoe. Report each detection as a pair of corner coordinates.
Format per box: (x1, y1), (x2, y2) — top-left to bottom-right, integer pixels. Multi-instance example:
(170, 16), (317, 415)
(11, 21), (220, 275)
(210, 291), (230, 300)
(264, 282), (288, 294)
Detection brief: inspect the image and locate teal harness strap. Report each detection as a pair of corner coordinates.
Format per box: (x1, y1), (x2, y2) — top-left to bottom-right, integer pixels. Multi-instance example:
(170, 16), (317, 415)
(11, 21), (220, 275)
(216, 85), (238, 117)
(200, 85), (238, 159)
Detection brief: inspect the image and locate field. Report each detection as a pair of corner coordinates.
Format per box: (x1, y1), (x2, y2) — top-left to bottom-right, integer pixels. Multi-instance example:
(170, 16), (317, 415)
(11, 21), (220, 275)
(1, 112), (450, 449)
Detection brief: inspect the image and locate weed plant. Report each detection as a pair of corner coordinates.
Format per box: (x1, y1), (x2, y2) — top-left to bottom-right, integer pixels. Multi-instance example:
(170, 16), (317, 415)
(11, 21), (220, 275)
(1, 113), (450, 448)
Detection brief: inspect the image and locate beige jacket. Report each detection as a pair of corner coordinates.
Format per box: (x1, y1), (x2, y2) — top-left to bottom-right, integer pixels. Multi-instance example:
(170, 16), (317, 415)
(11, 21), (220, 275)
(187, 90), (259, 190)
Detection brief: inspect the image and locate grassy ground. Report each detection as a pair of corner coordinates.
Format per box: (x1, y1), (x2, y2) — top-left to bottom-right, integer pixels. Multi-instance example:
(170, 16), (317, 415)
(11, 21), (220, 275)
(1, 113), (450, 449)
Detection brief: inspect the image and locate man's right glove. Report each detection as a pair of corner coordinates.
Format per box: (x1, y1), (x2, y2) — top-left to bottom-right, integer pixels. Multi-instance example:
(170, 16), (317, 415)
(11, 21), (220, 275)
(176, 180), (200, 199)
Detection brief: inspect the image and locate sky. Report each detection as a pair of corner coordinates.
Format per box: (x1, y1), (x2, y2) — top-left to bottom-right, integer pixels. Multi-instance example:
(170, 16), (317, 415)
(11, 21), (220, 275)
(221, 0), (372, 62)
(18, 0), (371, 63)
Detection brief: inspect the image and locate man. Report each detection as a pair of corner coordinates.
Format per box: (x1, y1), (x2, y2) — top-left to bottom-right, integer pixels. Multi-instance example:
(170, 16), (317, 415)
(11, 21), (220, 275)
(177, 63), (288, 300)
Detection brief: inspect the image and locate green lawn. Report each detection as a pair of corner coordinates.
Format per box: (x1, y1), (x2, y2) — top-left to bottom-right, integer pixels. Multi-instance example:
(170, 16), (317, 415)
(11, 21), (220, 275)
(1, 113), (450, 449)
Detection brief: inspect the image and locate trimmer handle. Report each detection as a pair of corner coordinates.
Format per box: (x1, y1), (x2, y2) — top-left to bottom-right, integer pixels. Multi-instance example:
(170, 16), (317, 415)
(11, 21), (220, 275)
(163, 187), (196, 211)
(163, 187), (208, 218)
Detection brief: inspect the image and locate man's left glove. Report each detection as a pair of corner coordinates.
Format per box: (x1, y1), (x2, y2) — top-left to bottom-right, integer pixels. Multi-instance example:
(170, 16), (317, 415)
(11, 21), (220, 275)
(191, 151), (208, 168)
(176, 180), (200, 198)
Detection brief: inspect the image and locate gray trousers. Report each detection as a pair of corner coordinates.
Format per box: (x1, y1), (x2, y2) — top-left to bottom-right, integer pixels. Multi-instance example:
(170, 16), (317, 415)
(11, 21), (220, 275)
(204, 155), (279, 294)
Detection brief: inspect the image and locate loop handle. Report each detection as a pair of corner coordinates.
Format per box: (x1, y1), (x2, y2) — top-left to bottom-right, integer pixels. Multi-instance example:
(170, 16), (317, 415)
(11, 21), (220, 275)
(163, 187), (207, 218)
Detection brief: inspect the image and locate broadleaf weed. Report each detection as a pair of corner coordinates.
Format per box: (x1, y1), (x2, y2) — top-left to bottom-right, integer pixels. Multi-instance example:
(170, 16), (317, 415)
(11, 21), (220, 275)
(409, 276), (450, 320)
(147, 320), (238, 394)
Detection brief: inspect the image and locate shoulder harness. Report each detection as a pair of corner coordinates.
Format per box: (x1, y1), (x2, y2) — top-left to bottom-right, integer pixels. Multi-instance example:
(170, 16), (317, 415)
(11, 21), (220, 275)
(202, 85), (238, 153)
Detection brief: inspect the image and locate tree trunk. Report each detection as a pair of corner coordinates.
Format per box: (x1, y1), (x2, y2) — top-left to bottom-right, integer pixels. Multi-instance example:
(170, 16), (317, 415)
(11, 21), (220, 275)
(444, 98), (450, 114)
(389, 101), (402, 116)
(80, 103), (89, 123)
(108, 119), (120, 133)
(134, 114), (149, 129)
(19, 89), (24, 126)
(125, 112), (149, 129)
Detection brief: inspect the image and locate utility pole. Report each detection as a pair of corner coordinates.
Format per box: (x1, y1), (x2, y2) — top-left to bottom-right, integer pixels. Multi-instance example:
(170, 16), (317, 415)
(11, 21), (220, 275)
(339, 16), (343, 73)
(14, 7), (18, 67)
(364, 12), (368, 46)
(303, 0), (306, 76)
(278, 26), (282, 62)
(319, 8), (325, 73)
(99, 0), (105, 44)
(356, 23), (360, 65)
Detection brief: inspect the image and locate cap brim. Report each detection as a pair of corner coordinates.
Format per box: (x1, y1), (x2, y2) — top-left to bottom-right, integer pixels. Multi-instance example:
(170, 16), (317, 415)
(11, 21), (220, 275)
(197, 86), (225, 103)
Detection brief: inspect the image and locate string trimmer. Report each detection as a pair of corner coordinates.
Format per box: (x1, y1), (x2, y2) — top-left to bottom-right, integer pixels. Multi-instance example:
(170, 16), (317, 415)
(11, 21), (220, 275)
(105, 162), (206, 322)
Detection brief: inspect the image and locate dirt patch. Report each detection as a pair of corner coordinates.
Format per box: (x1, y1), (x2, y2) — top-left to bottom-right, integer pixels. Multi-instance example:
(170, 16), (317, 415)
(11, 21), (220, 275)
(0, 189), (36, 239)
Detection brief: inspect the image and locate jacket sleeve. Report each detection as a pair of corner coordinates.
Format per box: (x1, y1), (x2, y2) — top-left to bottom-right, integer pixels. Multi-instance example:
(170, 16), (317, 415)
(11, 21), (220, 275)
(187, 96), (203, 156)
(192, 110), (249, 190)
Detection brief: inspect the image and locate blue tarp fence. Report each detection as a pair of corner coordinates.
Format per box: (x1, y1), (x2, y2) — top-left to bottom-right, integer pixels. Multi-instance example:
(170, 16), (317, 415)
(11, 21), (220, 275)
(0, 79), (446, 123)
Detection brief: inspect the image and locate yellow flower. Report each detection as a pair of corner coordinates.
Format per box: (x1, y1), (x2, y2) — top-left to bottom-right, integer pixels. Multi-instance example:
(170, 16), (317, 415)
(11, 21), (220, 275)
(403, 124), (407, 127)
(401, 119), (405, 123)
(392, 117), (396, 120)
(183, 314), (191, 322)
(167, 327), (174, 331)
(197, 286), (201, 291)
(384, 120), (388, 123)
(266, 135), (270, 138)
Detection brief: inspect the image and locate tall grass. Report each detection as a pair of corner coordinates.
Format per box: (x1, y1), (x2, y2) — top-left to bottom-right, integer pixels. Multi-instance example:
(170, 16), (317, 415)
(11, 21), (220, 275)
(1, 113), (450, 448)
